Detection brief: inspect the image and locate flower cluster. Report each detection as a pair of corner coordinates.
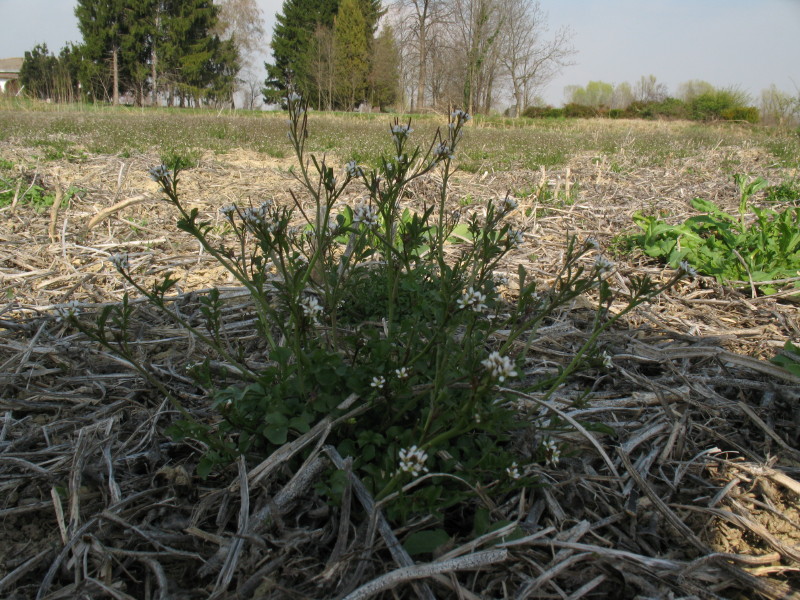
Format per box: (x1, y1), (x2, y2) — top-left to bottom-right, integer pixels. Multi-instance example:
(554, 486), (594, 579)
(507, 229), (525, 248)
(543, 439), (561, 467)
(352, 203), (379, 227)
(391, 123), (413, 140)
(346, 160), (364, 179)
(398, 445), (429, 477)
(500, 195), (518, 212)
(148, 164), (172, 183)
(451, 109), (472, 124)
(679, 260), (698, 277)
(506, 461), (521, 480)
(594, 256), (614, 275)
(481, 351), (517, 382)
(457, 287), (488, 313)
(300, 295), (323, 324)
(433, 142), (454, 161)
(109, 253), (129, 271)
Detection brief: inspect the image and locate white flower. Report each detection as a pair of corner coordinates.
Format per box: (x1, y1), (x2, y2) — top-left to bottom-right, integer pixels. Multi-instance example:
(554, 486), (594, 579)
(543, 439), (560, 467)
(242, 208), (264, 227)
(300, 296), (323, 323)
(481, 351), (517, 382)
(679, 260), (697, 277)
(394, 367), (409, 379)
(585, 237), (600, 250)
(594, 256), (614, 275)
(601, 351), (614, 369)
(148, 164), (171, 182)
(507, 229), (525, 248)
(57, 300), (81, 319)
(506, 461), (521, 480)
(370, 376), (386, 389)
(451, 109), (471, 123)
(456, 287), (488, 313)
(109, 253), (129, 271)
(398, 445), (429, 477)
(391, 123), (413, 137)
(500, 196), (518, 212)
(352, 203), (379, 227)
(346, 160), (364, 178)
(220, 204), (236, 218)
(433, 142), (454, 161)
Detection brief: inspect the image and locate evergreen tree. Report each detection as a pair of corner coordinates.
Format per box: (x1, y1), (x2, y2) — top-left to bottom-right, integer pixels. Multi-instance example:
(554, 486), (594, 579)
(20, 43), (82, 102)
(333, 0), (369, 109)
(19, 44), (57, 100)
(158, 0), (239, 106)
(263, 0), (339, 105)
(368, 25), (400, 110)
(75, 0), (129, 104)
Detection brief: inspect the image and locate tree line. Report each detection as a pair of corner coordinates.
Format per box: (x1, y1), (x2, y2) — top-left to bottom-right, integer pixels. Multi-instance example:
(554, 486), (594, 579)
(19, 0), (265, 108)
(525, 76), (799, 126)
(264, 0), (575, 115)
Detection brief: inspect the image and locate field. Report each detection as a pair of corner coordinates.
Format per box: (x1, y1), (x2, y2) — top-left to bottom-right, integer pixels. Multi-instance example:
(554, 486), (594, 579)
(1, 102), (800, 599)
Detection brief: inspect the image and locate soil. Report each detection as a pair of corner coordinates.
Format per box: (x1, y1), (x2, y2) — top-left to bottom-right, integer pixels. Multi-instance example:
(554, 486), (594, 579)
(1, 132), (799, 599)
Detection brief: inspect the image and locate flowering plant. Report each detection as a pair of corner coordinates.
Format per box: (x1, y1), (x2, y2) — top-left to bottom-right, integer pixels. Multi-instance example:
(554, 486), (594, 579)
(75, 91), (688, 524)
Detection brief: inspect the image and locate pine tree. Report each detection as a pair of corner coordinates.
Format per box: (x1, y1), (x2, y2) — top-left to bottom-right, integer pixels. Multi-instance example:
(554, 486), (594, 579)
(75, 0), (129, 104)
(263, 0), (339, 105)
(160, 0), (239, 106)
(368, 25), (400, 110)
(333, 0), (369, 109)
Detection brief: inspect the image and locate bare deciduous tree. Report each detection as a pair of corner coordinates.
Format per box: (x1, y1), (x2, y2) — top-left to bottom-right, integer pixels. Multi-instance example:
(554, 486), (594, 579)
(497, 0), (574, 116)
(214, 0), (266, 107)
(387, 0), (574, 115)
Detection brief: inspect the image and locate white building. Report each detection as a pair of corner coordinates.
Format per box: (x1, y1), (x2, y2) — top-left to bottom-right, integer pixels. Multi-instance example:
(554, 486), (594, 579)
(0, 58), (24, 95)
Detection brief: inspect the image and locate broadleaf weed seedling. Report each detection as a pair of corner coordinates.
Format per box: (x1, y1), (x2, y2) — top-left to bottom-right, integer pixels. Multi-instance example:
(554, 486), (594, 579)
(71, 91), (689, 526)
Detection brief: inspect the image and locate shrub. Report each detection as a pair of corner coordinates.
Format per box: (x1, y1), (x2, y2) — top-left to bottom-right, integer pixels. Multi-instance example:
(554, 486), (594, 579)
(522, 105), (563, 119)
(562, 102), (598, 118)
(689, 89), (757, 122)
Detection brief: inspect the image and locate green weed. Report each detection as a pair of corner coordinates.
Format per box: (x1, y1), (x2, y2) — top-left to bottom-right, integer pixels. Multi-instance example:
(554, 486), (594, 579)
(626, 174), (800, 294)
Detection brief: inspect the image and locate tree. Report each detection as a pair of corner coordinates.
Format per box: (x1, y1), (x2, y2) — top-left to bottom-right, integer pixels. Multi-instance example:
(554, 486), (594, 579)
(213, 0), (266, 106)
(19, 44), (57, 100)
(75, 0), (129, 104)
(369, 24), (401, 109)
(498, 0), (574, 117)
(633, 74), (668, 103)
(263, 0), (339, 105)
(333, 0), (370, 108)
(611, 81), (633, 109)
(160, 0), (239, 107)
(676, 79), (714, 103)
(760, 84), (800, 127)
(566, 80), (613, 108)
(308, 24), (336, 110)
(20, 43), (84, 102)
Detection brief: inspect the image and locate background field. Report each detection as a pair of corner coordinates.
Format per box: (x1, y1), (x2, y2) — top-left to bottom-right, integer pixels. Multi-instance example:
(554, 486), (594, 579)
(1, 106), (799, 599)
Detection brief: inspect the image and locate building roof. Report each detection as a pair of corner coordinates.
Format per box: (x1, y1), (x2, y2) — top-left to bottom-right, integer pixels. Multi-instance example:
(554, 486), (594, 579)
(0, 58), (24, 74)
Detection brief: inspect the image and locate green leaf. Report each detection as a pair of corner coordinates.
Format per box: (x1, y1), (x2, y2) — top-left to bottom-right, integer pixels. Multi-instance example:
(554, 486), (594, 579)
(403, 529), (450, 556)
(264, 424), (288, 445)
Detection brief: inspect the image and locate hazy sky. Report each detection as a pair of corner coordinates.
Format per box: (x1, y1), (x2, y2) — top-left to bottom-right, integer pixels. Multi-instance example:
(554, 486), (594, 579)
(0, 0), (797, 106)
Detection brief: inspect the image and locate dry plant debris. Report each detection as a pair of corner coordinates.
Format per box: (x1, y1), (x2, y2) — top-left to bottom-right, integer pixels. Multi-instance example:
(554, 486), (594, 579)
(1, 129), (799, 599)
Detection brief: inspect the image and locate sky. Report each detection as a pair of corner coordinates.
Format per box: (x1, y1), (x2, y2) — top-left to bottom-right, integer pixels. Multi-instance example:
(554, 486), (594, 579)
(0, 0), (798, 107)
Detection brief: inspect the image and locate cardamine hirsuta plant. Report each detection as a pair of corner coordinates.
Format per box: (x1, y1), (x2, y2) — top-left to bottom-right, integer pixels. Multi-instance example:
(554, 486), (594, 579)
(73, 92), (689, 520)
